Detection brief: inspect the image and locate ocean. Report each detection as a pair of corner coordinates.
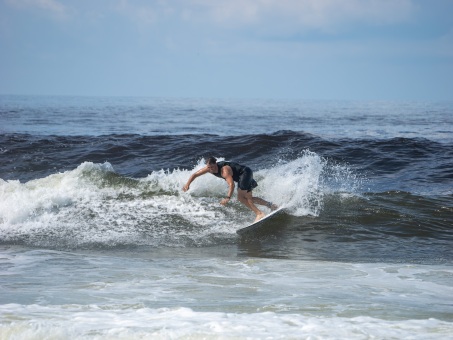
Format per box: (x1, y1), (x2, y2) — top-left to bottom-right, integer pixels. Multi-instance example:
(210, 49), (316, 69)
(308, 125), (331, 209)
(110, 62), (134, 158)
(0, 95), (452, 339)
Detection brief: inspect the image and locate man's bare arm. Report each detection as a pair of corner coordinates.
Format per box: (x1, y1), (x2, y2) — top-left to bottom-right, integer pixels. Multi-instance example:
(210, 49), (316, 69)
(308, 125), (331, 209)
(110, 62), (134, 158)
(183, 166), (209, 192)
(220, 166), (235, 205)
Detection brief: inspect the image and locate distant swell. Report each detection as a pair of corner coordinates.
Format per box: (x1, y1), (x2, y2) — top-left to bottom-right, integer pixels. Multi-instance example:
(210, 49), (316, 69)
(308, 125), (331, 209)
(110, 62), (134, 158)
(1, 132), (452, 187)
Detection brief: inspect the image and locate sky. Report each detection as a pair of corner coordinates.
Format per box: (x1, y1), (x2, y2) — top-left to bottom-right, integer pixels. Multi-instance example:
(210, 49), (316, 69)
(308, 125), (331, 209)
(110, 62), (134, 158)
(0, 0), (452, 100)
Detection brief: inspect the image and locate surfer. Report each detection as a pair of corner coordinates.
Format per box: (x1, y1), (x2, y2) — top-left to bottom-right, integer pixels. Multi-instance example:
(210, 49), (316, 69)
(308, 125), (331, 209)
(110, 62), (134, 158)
(182, 157), (277, 223)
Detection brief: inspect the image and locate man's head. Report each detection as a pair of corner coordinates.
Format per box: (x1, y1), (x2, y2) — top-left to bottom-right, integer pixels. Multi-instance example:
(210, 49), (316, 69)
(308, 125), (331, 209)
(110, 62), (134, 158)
(205, 156), (218, 173)
(205, 156), (217, 165)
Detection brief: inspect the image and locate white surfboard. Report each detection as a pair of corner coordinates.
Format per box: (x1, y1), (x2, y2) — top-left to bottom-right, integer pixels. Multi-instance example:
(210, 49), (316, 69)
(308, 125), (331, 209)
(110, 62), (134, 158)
(236, 207), (285, 235)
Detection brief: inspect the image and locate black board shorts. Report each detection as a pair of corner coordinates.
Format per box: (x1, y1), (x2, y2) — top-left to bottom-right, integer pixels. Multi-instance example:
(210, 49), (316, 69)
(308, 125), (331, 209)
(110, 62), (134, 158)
(238, 167), (258, 192)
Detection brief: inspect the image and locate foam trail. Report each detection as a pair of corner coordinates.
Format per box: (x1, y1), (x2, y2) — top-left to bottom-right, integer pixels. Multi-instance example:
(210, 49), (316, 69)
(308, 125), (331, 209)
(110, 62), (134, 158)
(0, 161), (239, 248)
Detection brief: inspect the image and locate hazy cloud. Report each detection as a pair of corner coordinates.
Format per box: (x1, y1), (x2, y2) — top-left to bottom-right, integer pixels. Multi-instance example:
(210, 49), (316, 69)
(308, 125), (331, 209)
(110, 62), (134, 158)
(4, 0), (416, 33)
(114, 0), (416, 33)
(192, 0), (415, 27)
(5, 0), (68, 18)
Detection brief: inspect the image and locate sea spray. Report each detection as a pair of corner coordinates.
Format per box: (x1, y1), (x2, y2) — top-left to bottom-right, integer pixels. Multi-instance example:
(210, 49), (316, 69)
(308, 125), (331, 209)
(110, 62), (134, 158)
(258, 150), (365, 217)
(257, 151), (325, 216)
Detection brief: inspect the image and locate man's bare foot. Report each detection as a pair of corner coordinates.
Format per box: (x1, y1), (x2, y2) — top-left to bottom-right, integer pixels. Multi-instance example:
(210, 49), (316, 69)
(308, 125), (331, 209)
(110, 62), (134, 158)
(254, 212), (266, 223)
(269, 203), (278, 211)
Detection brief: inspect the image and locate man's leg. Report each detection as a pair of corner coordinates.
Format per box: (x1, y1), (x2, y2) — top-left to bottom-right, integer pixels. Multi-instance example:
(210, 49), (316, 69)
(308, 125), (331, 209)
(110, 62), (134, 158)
(252, 197), (278, 210)
(237, 189), (266, 222)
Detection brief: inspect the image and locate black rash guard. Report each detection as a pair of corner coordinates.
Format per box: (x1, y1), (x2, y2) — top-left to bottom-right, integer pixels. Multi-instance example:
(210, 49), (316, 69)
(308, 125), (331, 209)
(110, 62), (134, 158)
(213, 161), (258, 191)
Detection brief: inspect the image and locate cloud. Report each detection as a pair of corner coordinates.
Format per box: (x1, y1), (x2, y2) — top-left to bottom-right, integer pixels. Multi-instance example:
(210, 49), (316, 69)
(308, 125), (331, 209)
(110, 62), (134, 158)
(5, 0), (416, 34)
(109, 0), (416, 40)
(5, 0), (69, 19)
(156, 0), (414, 28)
(115, 0), (159, 25)
(190, 0), (415, 31)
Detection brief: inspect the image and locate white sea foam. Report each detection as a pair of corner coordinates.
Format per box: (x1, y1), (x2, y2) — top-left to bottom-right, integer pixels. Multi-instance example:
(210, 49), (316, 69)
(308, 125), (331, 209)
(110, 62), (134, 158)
(0, 154), (361, 248)
(1, 246), (452, 339)
(1, 304), (451, 340)
(0, 162), (114, 224)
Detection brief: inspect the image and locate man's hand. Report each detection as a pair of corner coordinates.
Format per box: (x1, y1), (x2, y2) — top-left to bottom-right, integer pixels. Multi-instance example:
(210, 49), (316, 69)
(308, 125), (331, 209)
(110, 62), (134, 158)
(220, 197), (230, 205)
